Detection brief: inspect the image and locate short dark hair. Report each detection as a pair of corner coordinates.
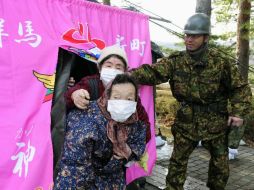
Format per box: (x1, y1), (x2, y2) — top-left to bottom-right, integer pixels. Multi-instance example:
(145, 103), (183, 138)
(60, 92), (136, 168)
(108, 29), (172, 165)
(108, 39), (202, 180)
(107, 74), (138, 101)
(99, 54), (128, 70)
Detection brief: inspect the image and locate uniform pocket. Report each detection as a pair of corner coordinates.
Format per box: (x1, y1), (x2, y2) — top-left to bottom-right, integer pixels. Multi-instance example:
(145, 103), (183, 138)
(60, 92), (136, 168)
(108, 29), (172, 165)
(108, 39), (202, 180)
(176, 105), (193, 123)
(171, 70), (190, 99)
(198, 77), (220, 100)
(206, 113), (228, 134)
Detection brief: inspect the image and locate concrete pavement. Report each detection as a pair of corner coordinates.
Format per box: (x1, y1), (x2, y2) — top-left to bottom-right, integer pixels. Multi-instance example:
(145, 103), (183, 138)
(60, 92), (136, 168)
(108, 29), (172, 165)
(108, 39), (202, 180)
(143, 143), (254, 190)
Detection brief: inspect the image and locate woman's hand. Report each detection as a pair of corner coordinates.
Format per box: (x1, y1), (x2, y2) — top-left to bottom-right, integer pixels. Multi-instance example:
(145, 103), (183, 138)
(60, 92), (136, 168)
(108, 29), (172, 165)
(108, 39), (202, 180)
(71, 89), (90, 109)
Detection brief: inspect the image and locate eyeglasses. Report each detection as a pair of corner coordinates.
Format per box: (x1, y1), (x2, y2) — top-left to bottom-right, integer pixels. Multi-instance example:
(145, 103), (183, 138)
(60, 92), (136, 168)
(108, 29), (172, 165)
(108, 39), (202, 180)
(184, 34), (203, 39)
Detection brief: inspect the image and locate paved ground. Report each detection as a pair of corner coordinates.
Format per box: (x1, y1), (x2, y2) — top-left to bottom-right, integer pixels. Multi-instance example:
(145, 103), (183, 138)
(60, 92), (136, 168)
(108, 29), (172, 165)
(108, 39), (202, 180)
(143, 144), (254, 190)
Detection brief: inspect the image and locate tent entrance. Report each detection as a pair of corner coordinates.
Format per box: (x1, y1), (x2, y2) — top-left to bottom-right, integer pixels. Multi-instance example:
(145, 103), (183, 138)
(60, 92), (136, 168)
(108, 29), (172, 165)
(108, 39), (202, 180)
(50, 47), (98, 178)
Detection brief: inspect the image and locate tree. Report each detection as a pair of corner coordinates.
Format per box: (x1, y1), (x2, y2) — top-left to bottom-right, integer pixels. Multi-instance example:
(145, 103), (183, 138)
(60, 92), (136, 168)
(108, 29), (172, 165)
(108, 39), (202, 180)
(237, 0), (251, 82)
(196, 0), (212, 17)
(213, 0), (254, 147)
(103, 0), (111, 5)
(213, 0), (253, 79)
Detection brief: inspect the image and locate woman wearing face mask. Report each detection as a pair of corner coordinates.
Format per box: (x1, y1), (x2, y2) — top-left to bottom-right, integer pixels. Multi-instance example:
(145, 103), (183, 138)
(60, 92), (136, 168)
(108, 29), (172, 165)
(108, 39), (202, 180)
(54, 74), (147, 190)
(65, 45), (151, 142)
(66, 45), (127, 109)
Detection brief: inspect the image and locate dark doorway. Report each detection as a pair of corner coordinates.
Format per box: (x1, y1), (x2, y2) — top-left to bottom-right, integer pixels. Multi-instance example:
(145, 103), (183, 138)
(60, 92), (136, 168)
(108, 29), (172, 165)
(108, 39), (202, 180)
(50, 47), (98, 179)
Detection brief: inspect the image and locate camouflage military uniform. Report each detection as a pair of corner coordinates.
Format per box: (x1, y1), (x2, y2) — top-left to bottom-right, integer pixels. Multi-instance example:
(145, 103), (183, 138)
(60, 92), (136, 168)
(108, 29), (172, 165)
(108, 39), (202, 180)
(131, 48), (252, 190)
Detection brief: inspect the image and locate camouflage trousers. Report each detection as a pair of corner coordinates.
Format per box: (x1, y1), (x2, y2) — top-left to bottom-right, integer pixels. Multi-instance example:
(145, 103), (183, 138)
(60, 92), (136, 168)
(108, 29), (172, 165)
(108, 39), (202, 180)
(165, 131), (229, 190)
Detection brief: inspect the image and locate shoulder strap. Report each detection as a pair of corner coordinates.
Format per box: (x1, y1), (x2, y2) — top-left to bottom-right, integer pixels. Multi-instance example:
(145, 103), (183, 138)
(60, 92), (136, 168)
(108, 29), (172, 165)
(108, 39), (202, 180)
(88, 78), (100, 101)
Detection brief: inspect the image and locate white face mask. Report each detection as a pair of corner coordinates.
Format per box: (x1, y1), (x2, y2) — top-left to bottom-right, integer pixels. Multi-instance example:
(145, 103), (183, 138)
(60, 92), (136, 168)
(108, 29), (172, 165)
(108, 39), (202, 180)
(107, 100), (137, 122)
(100, 68), (124, 86)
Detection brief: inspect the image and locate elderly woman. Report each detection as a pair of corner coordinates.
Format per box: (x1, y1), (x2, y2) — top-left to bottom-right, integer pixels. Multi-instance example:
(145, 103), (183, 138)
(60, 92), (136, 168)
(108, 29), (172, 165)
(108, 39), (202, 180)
(53, 74), (147, 190)
(65, 45), (150, 143)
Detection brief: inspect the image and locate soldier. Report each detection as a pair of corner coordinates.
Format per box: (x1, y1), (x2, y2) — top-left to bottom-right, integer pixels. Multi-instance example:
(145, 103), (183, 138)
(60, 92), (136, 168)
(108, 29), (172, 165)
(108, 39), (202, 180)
(130, 13), (252, 190)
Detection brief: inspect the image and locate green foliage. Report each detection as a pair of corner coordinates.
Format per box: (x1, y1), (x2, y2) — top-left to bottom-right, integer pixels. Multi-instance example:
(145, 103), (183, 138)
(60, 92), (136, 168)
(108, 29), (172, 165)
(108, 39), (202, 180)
(243, 96), (254, 148)
(160, 47), (175, 56)
(209, 36), (236, 54)
(213, 0), (238, 23)
(212, 32), (237, 41)
(160, 44), (184, 56)
(212, 0), (253, 41)
(248, 72), (254, 84)
(212, 0), (253, 77)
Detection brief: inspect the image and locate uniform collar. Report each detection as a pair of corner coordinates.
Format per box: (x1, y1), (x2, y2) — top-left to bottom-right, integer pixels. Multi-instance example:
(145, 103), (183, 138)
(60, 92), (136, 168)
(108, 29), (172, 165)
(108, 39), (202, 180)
(186, 43), (209, 67)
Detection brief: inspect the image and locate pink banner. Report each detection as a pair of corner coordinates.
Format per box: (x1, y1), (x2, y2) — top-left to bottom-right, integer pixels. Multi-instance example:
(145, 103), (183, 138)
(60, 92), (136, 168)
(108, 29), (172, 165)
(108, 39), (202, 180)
(0, 0), (156, 189)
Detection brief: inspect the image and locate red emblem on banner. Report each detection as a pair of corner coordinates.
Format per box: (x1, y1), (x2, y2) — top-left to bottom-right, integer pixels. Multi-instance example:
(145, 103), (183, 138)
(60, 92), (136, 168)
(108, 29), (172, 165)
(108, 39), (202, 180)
(62, 23), (105, 49)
